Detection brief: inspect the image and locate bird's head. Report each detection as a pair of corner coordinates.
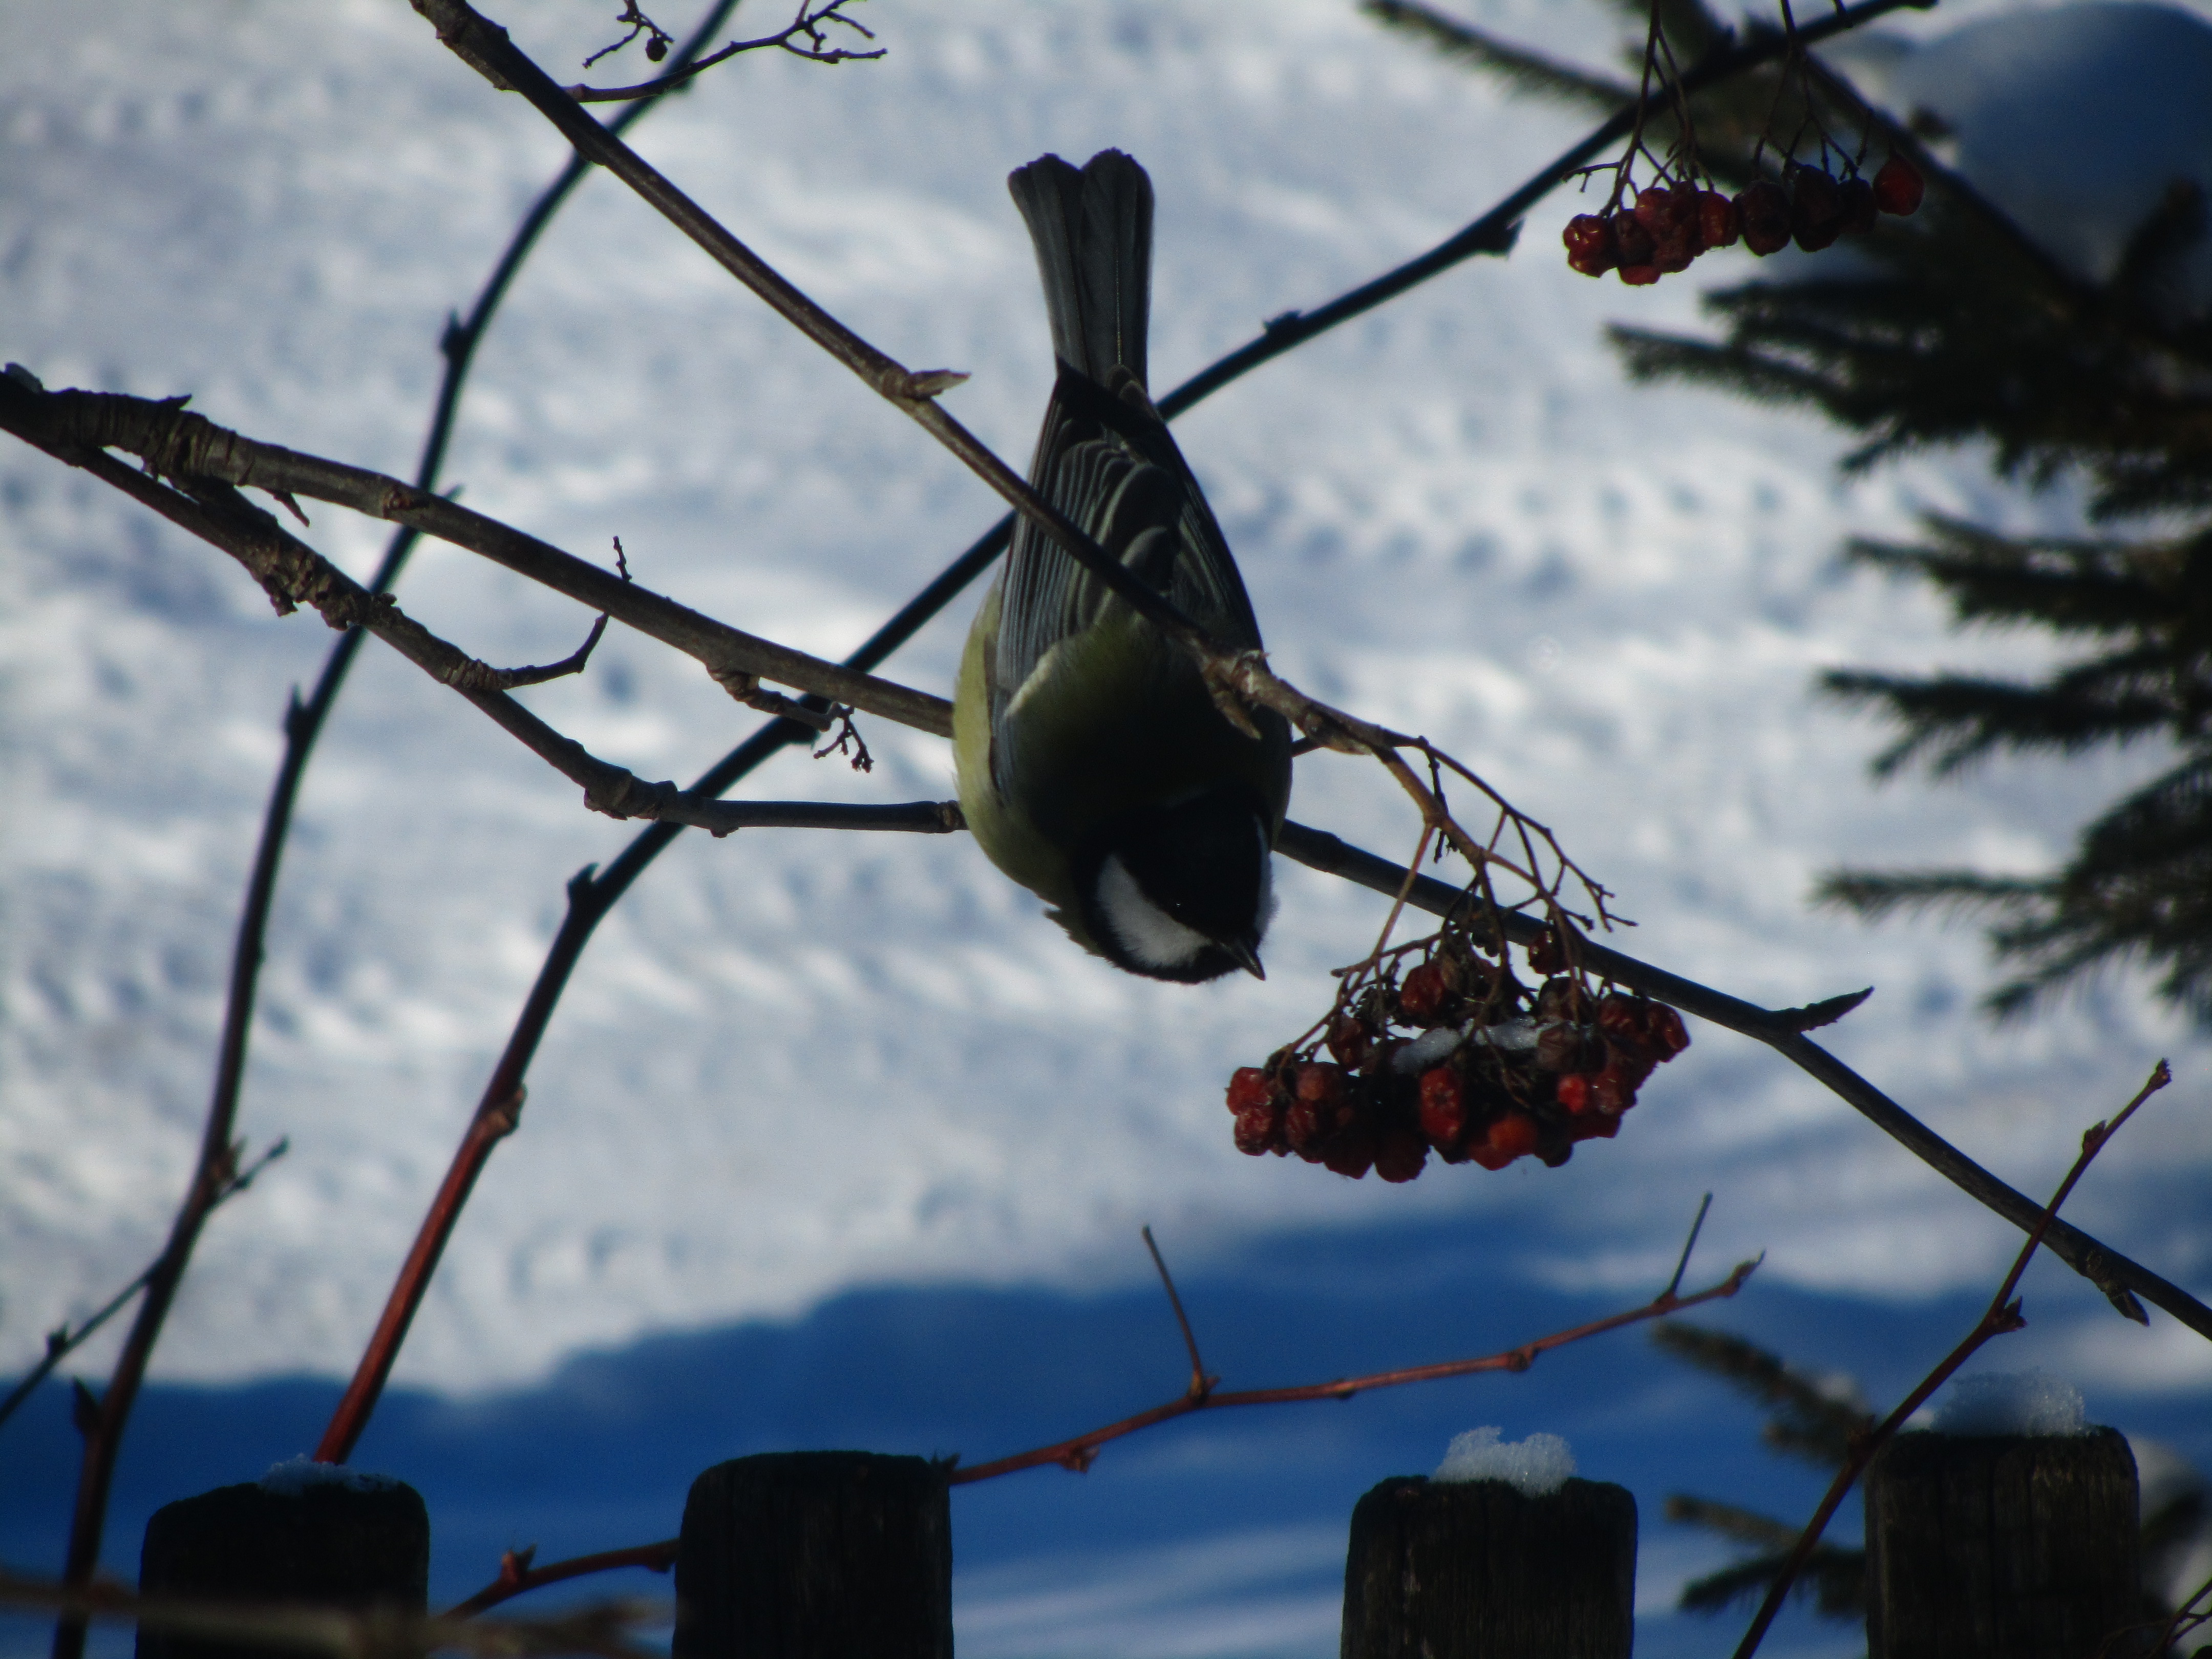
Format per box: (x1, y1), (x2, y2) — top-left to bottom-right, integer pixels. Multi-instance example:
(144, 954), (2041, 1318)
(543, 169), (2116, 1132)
(1077, 786), (1277, 982)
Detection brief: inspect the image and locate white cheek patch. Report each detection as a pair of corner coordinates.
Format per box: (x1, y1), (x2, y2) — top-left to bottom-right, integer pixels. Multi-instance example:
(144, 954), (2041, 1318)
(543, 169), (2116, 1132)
(1097, 854), (1210, 971)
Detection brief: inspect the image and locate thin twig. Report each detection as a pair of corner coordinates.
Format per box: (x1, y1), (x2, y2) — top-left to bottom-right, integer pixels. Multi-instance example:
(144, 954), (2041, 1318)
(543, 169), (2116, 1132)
(30, 15), (741, 1644)
(950, 1257), (1760, 1484)
(294, 0), (1929, 1461)
(1141, 1226), (1213, 1400)
(0, 384), (953, 739)
(1, 1567), (664, 1659)
(0, 1141), (285, 1437)
(569, 0), (881, 100)
(1730, 1059), (2172, 1659)
(1274, 822), (2212, 1344)
(1664, 1192), (1714, 1301)
(447, 1542), (680, 1621)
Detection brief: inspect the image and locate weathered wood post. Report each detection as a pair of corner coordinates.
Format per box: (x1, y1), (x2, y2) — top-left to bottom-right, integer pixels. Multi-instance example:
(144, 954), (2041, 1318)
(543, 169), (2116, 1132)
(1341, 1474), (1636, 1658)
(137, 1469), (429, 1659)
(1865, 1426), (2140, 1658)
(672, 1451), (952, 1659)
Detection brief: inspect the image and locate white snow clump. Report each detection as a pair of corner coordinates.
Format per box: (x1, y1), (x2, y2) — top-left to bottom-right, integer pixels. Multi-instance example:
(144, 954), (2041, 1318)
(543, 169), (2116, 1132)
(1432, 1426), (1577, 1495)
(1932, 1369), (2088, 1437)
(259, 1455), (402, 1495)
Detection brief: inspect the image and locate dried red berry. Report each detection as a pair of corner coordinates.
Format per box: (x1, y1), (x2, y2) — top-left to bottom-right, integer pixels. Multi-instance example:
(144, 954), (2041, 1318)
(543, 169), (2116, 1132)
(1322, 1121), (1377, 1179)
(1294, 1061), (1347, 1106)
(1735, 180), (1791, 256)
(1569, 1111), (1622, 1141)
(1417, 1065), (1467, 1146)
(1838, 177), (1878, 236)
(1535, 1022), (1601, 1074)
(1556, 1072), (1594, 1114)
(1469, 1141), (1513, 1171)
(1871, 154), (1924, 216)
(1226, 1066), (1273, 1115)
(1633, 184), (1697, 238)
(1563, 213), (1618, 278)
(1617, 264), (1662, 286)
(1398, 963), (1449, 1024)
(1326, 1016), (1374, 1069)
(1233, 1101), (1285, 1156)
(1375, 1126), (1429, 1184)
(1610, 212), (1656, 268)
(1486, 1113), (1539, 1163)
(1526, 930), (1567, 976)
(1647, 1004), (1689, 1058)
(1696, 189), (1739, 250)
(1792, 168), (1845, 251)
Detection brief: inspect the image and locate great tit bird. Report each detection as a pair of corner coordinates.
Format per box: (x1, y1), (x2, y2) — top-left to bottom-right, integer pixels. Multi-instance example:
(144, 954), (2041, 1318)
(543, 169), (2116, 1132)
(954, 150), (1293, 982)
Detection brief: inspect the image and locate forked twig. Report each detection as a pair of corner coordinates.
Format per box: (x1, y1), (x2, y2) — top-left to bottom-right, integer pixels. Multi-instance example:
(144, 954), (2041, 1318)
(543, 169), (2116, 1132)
(1729, 1060), (2173, 1659)
(952, 1203), (1758, 1485)
(1141, 1227), (1214, 1400)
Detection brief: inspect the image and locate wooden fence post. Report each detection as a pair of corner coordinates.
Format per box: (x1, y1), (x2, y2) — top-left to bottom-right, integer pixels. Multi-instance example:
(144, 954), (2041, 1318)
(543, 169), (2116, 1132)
(1340, 1475), (1636, 1658)
(136, 1474), (428, 1659)
(1865, 1427), (2140, 1658)
(672, 1451), (952, 1659)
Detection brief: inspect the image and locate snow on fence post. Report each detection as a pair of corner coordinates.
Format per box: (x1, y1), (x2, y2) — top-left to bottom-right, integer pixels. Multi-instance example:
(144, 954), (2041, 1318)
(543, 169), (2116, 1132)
(1340, 1473), (1636, 1658)
(672, 1451), (952, 1659)
(1865, 1427), (2140, 1658)
(136, 1466), (428, 1659)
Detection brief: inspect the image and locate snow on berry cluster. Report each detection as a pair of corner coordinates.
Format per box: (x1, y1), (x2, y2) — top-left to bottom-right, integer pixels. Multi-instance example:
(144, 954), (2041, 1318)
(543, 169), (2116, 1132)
(1224, 929), (1689, 1182)
(1564, 155), (1923, 285)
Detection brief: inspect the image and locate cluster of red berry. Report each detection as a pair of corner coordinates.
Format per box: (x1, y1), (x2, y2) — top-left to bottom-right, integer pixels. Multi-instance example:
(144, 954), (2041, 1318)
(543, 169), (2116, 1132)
(1224, 933), (1690, 1182)
(1563, 154), (1924, 285)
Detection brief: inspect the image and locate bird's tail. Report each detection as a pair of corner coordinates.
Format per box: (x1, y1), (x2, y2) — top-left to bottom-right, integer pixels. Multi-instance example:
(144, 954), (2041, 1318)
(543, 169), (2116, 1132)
(1007, 150), (1153, 389)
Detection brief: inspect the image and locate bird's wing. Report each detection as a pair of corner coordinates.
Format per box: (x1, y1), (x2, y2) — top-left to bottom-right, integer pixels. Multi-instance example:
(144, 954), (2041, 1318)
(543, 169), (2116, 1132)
(989, 370), (1268, 802)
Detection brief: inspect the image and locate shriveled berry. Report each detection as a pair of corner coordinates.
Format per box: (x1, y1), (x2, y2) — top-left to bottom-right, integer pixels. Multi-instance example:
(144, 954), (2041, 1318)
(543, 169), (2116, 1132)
(1617, 263), (1662, 286)
(1486, 1113), (1539, 1163)
(1633, 183), (1698, 239)
(645, 34), (669, 61)
(1871, 153), (1924, 216)
(1295, 1060), (1348, 1107)
(1233, 1101), (1285, 1156)
(1647, 1004), (1690, 1058)
(1557, 1072), (1595, 1114)
(1610, 212), (1656, 268)
(1535, 1022), (1601, 1073)
(1397, 963), (1449, 1024)
(1735, 179), (1791, 256)
(1792, 168), (1845, 251)
(1417, 1065), (1467, 1146)
(1469, 1141), (1513, 1171)
(1375, 1126), (1430, 1183)
(1563, 213), (1618, 278)
(1838, 176), (1878, 236)
(1696, 189), (1739, 250)
(1323, 1121), (1377, 1179)
(1526, 930), (1568, 976)
(1226, 1066), (1273, 1115)
(1327, 1016), (1374, 1069)
(1569, 1111), (1622, 1141)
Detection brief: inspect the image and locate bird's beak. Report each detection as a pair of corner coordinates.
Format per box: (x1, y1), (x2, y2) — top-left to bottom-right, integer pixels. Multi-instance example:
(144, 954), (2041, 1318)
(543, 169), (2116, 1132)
(1225, 939), (1266, 981)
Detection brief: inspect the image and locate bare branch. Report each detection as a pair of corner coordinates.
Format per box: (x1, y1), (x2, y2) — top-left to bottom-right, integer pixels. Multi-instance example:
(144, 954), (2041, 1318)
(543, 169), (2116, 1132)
(1275, 822), (2212, 1344)
(0, 378), (954, 739)
(949, 1256), (1760, 1485)
(570, 0), (883, 101)
(448, 1542), (678, 1621)
(1731, 1060), (2172, 1659)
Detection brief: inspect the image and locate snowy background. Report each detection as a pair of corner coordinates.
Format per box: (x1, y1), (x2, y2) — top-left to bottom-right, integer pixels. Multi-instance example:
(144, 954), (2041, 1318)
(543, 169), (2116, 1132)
(4, 0), (2211, 1654)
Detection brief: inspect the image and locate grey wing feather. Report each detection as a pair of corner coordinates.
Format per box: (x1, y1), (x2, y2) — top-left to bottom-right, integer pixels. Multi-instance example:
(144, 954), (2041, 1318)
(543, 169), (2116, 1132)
(994, 151), (1269, 783)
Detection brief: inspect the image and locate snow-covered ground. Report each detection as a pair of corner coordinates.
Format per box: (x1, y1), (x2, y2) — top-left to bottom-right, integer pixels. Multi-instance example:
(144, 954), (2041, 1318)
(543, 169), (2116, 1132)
(4, 5), (2211, 1646)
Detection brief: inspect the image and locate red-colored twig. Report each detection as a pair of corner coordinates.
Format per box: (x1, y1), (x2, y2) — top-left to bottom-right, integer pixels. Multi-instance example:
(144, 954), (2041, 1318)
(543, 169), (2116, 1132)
(1729, 1059), (2173, 1659)
(314, 1086), (523, 1464)
(948, 1256), (1760, 1485)
(446, 1541), (679, 1620)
